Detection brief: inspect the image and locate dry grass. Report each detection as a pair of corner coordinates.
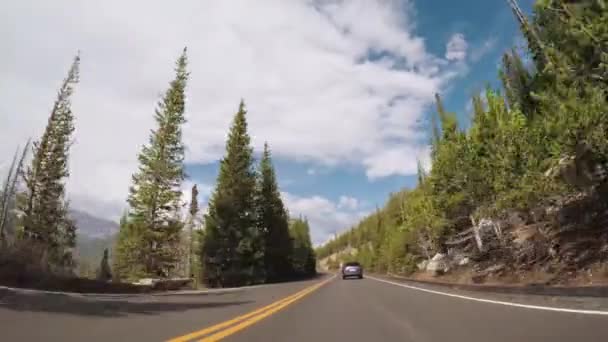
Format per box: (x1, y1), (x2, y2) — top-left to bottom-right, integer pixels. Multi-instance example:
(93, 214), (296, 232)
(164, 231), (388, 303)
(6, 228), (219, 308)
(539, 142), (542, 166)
(568, 262), (608, 286)
(0, 242), (149, 294)
(409, 262), (608, 287)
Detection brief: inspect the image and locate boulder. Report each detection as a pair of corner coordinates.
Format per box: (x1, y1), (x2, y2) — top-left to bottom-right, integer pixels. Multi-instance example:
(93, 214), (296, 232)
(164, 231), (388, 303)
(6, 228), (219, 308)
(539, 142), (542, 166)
(133, 278), (193, 291)
(472, 218), (501, 251)
(544, 143), (608, 191)
(152, 278), (193, 291)
(431, 253), (445, 261)
(417, 260), (429, 271)
(426, 253), (449, 276)
(134, 278), (159, 286)
(426, 260), (449, 275)
(451, 253), (468, 266)
(458, 257), (470, 266)
(483, 264), (505, 275)
(544, 156), (575, 181)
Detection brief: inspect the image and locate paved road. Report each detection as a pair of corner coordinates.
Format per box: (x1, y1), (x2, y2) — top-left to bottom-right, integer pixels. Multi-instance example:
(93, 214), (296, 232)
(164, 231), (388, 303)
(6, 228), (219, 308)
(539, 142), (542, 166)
(2, 274), (608, 341)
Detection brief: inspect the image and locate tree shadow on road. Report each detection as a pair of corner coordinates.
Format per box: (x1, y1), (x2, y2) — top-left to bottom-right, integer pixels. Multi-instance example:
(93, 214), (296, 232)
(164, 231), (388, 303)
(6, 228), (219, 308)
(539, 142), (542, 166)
(0, 289), (252, 318)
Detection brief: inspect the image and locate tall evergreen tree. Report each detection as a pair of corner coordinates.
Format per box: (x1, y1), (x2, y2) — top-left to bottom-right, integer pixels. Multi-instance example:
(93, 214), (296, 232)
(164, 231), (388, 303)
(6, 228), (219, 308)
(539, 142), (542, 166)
(507, 0), (548, 71)
(434, 93), (458, 140)
(499, 48), (535, 114)
(96, 248), (112, 281)
(256, 142), (293, 282)
(201, 100), (264, 287)
(20, 54), (79, 269)
(416, 158), (426, 185)
(113, 213), (145, 280)
(186, 184), (199, 277)
(1, 148), (20, 243)
(114, 48), (189, 279)
(289, 217), (316, 277)
(0, 141), (29, 245)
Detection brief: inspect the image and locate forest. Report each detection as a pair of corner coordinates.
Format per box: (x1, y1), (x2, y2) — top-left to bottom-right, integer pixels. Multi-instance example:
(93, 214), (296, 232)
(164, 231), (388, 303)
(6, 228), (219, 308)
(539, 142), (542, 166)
(2, 0), (607, 290)
(317, 0), (608, 283)
(0, 49), (316, 289)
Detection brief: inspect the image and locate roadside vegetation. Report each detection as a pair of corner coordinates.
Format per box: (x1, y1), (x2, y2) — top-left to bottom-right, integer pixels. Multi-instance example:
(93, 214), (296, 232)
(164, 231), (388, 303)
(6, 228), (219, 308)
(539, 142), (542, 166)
(318, 0), (608, 285)
(1, 50), (316, 290)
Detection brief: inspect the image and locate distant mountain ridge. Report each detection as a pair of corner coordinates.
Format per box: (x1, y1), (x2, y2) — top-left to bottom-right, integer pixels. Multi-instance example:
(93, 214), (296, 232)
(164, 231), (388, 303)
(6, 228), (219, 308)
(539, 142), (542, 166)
(69, 209), (119, 239)
(69, 209), (119, 268)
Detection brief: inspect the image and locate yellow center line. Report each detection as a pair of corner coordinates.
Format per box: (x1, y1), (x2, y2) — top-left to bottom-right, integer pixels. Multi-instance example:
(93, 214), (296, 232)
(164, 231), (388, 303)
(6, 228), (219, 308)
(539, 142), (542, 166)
(166, 275), (335, 342)
(198, 276), (334, 342)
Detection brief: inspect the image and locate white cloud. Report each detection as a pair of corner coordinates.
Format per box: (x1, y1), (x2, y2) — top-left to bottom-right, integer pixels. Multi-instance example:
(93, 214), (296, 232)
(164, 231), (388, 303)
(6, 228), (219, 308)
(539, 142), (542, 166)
(1, 0), (464, 219)
(337, 195), (359, 210)
(281, 192), (368, 245)
(470, 37), (497, 62)
(445, 33), (468, 62)
(363, 144), (431, 179)
(306, 168), (316, 176)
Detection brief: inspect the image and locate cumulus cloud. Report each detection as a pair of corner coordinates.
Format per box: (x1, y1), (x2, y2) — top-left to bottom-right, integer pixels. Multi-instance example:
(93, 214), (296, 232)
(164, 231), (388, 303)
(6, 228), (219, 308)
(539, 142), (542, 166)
(445, 33), (468, 62)
(337, 195), (360, 210)
(363, 144), (431, 179)
(281, 192), (368, 245)
(470, 37), (498, 62)
(1, 0), (464, 219)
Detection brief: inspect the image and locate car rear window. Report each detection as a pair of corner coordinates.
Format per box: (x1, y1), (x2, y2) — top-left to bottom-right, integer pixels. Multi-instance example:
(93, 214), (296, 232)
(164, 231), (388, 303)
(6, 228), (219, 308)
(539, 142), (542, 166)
(344, 262), (360, 267)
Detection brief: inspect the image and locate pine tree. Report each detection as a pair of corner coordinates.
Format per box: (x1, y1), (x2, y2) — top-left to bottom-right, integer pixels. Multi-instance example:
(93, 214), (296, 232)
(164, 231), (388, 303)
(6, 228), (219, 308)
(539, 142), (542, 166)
(0, 140), (30, 245)
(1, 148), (20, 244)
(20, 54), (79, 269)
(434, 93), (458, 140)
(256, 142), (293, 282)
(186, 184), (199, 278)
(416, 158), (426, 185)
(56, 200), (77, 273)
(430, 111), (441, 159)
(115, 48), (189, 279)
(499, 48), (535, 114)
(96, 248), (112, 281)
(201, 100), (264, 287)
(113, 213), (146, 280)
(289, 217), (316, 277)
(507, 0), (548, 71)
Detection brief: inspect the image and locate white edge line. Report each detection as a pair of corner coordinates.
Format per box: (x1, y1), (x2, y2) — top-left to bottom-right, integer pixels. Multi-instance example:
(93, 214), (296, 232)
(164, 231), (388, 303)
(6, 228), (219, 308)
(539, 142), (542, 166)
(366, 275), (608, 316)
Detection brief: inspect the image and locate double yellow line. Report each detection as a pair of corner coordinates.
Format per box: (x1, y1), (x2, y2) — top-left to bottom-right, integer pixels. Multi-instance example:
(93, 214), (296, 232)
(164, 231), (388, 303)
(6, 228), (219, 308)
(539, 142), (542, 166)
(167, 275), (335, 342)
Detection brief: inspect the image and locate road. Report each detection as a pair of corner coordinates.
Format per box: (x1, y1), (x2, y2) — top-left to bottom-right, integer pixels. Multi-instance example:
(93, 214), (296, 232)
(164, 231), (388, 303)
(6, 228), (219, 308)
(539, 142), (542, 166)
(2, 273), (608, 341)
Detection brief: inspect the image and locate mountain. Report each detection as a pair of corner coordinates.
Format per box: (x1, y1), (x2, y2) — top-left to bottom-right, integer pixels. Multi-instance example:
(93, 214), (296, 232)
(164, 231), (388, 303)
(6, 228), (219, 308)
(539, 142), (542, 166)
(75, 233), (116, 272)
(70, 209), (119, 239)
(69, 209), (119, 274)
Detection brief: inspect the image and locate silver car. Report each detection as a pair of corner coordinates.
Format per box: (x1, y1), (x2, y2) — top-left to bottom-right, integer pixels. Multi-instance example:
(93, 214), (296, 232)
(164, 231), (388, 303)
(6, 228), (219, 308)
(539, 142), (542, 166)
(342, 261), (363, 279)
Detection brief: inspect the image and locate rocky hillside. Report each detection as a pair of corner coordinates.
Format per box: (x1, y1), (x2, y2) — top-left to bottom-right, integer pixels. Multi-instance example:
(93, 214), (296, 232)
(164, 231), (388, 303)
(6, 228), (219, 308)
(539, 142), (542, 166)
(318, 246), (358, 271)
(317, 1), (608, 286)
(419, 191), (608, 285)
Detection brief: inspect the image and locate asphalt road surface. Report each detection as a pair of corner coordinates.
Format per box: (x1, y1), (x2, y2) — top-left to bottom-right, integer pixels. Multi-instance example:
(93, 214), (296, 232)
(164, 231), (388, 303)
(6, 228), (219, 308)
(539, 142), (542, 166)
(2, 273), (608, 341)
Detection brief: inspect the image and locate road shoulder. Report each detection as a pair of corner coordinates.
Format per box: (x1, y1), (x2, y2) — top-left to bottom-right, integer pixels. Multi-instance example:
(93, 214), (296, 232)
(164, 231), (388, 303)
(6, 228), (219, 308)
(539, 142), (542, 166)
(368, 274), (608, 313)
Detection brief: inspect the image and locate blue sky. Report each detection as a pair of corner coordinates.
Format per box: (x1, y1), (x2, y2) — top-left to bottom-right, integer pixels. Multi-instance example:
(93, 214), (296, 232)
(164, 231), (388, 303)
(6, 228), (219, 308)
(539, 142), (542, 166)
(2, 0), (535, 245)
(184, 0), (534, 244)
